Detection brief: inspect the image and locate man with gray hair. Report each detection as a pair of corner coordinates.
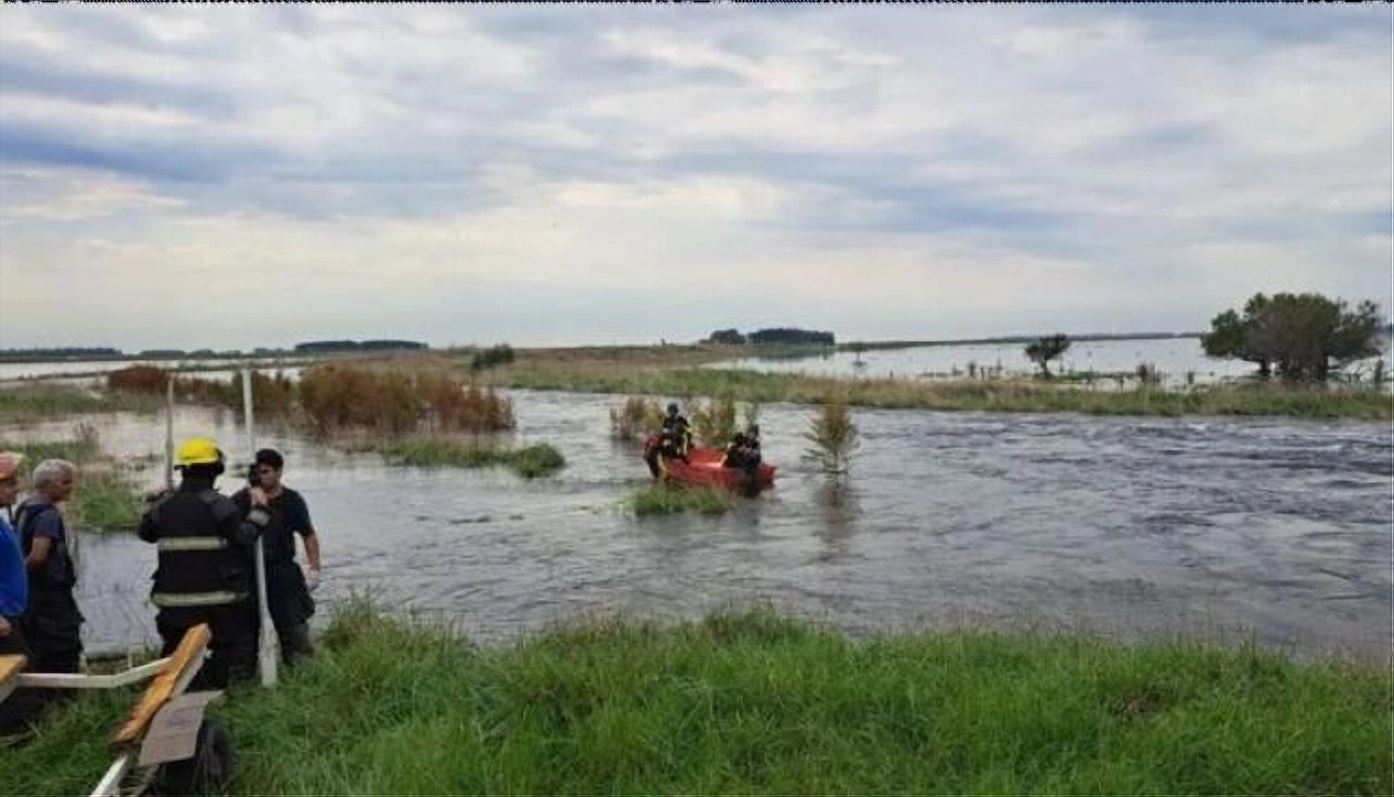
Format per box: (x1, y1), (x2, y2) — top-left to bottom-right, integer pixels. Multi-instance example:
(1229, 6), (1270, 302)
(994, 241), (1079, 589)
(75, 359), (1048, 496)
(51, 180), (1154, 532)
(14, 459), (84, 675)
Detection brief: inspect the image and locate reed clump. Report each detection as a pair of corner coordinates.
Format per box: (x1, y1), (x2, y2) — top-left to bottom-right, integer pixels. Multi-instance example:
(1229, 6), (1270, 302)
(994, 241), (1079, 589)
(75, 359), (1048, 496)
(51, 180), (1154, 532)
(299, 366), (514, 436)
(628, 482), (733, 516)
(366, 437), (563, 479)
(609, 396), (666, 441)
(690, 395), (739, 447)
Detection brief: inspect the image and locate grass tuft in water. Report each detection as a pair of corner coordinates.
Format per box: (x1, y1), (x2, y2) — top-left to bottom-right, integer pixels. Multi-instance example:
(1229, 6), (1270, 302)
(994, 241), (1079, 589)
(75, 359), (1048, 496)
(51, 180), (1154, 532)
(1, 604), (1388, 795)
(369, 437), (565, 479)
(628, 482), (733, 516)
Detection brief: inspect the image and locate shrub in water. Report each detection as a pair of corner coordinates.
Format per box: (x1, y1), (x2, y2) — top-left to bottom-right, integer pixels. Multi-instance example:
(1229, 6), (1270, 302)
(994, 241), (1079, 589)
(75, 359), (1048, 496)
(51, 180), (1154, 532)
(803, 398), (859, 476)
(470, 344), (516, 372)
(106, 365), (168, 394)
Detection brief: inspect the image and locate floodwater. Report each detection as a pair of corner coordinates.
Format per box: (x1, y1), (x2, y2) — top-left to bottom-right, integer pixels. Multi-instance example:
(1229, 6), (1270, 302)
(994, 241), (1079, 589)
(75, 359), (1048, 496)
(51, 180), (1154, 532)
(3, 390), (1389, 660)
(713, 336), (1394, 388)
(0, 358), (311, 384)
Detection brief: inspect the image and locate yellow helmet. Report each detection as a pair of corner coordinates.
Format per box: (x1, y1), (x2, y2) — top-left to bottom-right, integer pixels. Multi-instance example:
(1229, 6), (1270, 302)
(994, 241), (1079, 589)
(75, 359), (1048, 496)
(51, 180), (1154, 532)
(175, 437), (224, 467)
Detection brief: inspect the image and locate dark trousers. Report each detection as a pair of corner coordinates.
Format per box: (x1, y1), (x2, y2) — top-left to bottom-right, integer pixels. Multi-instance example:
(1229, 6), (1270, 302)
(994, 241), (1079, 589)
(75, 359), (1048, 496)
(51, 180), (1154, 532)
(157, 602), (256, 691)
(263, 559), (315, 665)
(18, 587), (83, 675)
(0, 620), (43, 736)
(277, 622), (314, 664)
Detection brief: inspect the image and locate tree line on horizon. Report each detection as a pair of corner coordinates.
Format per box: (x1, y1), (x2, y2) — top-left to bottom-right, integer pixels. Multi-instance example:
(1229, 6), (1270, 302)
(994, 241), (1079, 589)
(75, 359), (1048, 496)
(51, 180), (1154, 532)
(707, 328), (836, 346)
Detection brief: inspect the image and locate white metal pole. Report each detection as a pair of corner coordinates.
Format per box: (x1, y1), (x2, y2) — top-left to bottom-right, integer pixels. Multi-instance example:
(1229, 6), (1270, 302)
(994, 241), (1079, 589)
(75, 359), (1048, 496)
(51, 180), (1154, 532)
(164, 375), (175, 491)
(242, 368), (279, 687)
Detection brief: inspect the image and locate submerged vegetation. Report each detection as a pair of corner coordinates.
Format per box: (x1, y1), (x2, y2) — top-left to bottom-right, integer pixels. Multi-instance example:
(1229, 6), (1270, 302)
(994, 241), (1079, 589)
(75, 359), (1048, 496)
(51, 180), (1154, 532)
(608, 395), (666, 441)
(689, 394), (739, 447)
(628, 482), (733, 516)
(0, 384), (159, 424)
(482, 359), (1392, 421)
(2, 605), (1388, 795)
(360, 437), (564, 479)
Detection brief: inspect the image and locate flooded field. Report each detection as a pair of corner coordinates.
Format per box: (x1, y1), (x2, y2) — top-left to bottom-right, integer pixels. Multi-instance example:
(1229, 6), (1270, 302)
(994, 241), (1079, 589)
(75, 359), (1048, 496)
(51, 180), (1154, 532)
(714, 336), (1394, 388)
(4, 389), (1389, 660)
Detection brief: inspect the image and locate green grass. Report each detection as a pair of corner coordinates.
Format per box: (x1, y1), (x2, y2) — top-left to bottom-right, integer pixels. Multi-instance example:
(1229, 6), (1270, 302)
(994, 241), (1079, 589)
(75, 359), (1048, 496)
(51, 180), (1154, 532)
(483, 364), (1393, 420)
(0, 430), (146, 532)
(68, 469), (146, 531)
(628, 482), (734, 516)
(367, 437), (566, 479)
(2, 605), (1388, 795)
(0, 384), (158, 424)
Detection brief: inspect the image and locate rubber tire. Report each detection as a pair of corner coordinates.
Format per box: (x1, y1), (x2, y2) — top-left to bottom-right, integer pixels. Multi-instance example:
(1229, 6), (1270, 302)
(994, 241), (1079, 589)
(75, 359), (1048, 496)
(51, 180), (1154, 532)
(156, 719), (235, 796)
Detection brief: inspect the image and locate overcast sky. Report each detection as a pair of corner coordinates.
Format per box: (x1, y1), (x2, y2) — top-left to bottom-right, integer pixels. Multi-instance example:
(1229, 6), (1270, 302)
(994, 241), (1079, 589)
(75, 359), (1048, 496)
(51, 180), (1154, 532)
(1, 4), (1389, 350)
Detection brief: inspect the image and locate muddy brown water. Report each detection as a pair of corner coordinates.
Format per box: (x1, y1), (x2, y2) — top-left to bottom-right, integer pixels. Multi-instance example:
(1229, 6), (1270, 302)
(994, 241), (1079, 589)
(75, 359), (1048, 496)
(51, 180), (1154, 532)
(3, 389), (1389, 659)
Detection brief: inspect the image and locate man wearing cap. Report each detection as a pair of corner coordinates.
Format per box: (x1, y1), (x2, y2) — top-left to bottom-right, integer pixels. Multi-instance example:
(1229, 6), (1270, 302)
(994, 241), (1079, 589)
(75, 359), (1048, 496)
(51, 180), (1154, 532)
(138, 437), (269, 689)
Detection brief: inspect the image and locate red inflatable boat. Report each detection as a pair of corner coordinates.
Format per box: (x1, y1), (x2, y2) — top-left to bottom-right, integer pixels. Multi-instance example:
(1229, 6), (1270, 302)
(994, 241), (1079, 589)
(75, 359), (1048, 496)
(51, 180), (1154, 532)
(643, 435), (776, 491)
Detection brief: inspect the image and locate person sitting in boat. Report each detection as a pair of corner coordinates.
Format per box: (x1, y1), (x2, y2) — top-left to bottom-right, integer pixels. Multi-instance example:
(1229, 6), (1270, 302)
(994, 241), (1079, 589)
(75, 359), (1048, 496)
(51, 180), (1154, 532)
(722, 431), (760, 472)
(744, 423), (761, 454)
(659, 402), (692, 462)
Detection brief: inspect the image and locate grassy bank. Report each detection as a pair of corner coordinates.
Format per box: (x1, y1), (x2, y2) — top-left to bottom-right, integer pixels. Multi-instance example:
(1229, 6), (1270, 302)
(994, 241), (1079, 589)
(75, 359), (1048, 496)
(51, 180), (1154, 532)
(480, 361), (1393, 420)
(629, 482), (733, 516)
(3, 606), (1389, 795)
(0, 384), (158, 424)
(0, 427), (145, 531)
(361, 437), (565, 478)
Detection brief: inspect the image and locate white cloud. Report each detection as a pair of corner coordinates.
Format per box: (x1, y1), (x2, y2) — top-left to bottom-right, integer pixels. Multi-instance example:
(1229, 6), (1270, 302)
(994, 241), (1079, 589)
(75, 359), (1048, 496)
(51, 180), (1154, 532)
(0, 4), (1388, 348)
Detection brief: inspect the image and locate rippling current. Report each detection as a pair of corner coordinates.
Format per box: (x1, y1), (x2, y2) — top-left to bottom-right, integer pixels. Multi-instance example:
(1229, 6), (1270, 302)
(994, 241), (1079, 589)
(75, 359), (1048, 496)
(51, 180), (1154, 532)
(6, 390), (1389, 660)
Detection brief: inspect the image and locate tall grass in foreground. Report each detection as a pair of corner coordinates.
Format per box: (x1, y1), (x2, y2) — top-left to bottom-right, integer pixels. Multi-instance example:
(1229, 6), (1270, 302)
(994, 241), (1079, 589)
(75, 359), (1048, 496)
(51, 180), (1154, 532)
(628, 482), (733, 516)
(2, 605), (1388, 795)
(366, 437), (564, 479)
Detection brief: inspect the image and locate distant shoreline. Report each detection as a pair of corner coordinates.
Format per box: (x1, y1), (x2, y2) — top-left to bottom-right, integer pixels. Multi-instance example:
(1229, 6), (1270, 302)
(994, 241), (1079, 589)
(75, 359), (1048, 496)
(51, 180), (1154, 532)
(0, 332), (1207, 364)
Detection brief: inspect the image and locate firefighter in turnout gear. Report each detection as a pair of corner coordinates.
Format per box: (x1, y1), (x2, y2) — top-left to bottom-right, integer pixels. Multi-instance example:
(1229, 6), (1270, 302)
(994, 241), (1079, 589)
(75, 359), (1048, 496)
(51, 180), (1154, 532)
(138, 437), (269, 690)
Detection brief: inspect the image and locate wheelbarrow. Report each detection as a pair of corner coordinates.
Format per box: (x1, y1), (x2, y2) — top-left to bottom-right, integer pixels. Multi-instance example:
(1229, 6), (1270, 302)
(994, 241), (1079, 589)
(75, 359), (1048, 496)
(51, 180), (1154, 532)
(0, 623), (234, 796)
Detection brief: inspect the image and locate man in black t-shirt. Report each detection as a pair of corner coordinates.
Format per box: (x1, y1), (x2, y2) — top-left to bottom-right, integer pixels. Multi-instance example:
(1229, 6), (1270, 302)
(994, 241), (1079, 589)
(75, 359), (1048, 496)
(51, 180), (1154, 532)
(233, 449), (321, 664)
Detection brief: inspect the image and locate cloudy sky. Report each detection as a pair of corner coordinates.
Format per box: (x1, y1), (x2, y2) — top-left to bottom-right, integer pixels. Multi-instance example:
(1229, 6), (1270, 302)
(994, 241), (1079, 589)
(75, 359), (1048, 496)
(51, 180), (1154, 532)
(0, 4), (1389, 350)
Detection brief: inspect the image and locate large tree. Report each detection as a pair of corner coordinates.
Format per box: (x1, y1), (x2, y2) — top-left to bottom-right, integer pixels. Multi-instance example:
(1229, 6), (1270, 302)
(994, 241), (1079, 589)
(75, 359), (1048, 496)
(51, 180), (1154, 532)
(1203, 292), (1382, 382)
(1202, 293), (1274, 378)
(1024, 334), (1071, 378)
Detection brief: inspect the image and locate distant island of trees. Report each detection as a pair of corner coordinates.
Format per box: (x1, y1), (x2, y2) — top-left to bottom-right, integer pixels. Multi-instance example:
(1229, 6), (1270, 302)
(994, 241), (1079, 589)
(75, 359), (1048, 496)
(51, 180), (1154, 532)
(707, 328), (836, 346)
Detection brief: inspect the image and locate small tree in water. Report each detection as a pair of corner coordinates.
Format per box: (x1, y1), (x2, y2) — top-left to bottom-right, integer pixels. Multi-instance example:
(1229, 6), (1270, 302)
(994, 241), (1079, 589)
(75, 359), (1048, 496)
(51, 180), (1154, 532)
(1025, 334), (1071, 379)
(802, 399), (859, 477)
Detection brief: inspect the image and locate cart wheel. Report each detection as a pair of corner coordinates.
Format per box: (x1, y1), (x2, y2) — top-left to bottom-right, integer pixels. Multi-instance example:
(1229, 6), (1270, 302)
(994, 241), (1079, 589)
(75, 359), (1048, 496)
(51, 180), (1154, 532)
(156, 719), (234, 796)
